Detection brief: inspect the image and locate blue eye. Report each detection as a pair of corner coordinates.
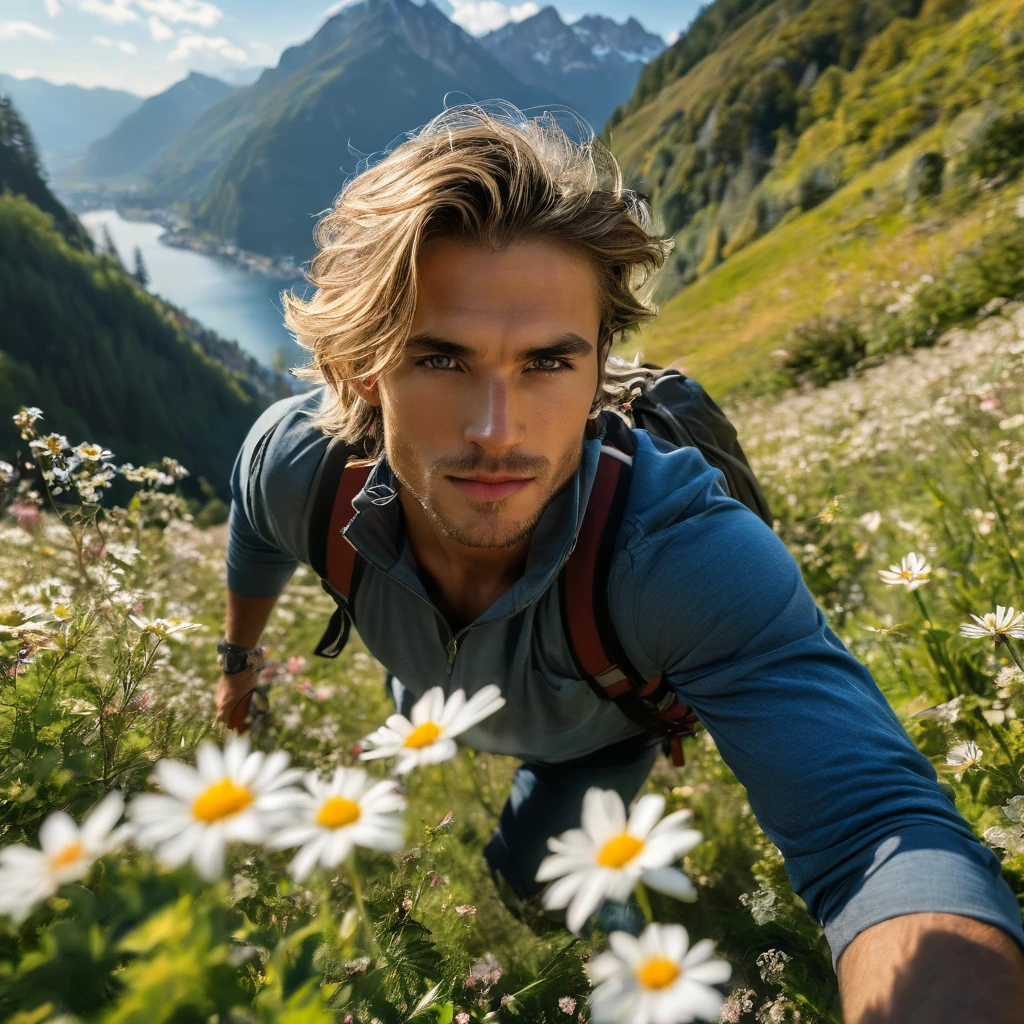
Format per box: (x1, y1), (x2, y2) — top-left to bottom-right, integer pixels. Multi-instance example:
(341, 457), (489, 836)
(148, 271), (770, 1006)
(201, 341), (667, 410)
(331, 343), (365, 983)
(418, 355), (459, 371)
(529, 357), (570, 373)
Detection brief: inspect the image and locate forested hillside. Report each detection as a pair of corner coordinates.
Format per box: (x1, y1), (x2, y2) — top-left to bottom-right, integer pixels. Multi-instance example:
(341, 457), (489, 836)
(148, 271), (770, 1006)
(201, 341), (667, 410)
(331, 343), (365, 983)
(604, 0), (1024, 394)
(0, 96), (268, 498)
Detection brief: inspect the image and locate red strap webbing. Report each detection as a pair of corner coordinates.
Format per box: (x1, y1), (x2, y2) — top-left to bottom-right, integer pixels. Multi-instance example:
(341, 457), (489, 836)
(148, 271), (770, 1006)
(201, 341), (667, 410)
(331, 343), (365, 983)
(325, 463), (372, 601)
(561, 447), (698, 767)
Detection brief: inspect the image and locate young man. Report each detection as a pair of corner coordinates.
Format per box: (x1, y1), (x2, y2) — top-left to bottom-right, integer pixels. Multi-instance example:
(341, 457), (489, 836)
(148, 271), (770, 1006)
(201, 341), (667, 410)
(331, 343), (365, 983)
(217, 105), (1024, 1021)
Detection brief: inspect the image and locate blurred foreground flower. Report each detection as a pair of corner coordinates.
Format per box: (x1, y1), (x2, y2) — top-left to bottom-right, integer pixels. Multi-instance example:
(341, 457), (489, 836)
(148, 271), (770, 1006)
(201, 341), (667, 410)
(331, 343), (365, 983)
(128, 735), (302, 880)
(587, 923), (731, 1024)
(944, 740), (984, 780)
(536, 788), (702, 934)
(878, 552), (931, 590)
(267, 765), (406, 882)
(130, 615), (204, 641)
(0, 792), (127, 922)
(959, 606), (1024, 641)
(359, 684), (505, 775)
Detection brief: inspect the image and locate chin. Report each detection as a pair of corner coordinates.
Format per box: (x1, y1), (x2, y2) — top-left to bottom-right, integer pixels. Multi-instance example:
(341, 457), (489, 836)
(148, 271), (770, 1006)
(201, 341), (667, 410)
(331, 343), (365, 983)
(433, 497), (544, 550)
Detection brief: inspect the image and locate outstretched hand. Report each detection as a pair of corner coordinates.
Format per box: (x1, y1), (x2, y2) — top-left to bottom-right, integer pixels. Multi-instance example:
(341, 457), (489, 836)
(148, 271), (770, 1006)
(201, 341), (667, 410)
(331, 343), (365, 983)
(214, 668), (261, 733)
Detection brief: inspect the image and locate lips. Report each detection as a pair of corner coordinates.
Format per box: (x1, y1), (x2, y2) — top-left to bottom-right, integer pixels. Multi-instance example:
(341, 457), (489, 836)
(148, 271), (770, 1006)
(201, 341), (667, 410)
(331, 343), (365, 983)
(447, 476), (534, 502)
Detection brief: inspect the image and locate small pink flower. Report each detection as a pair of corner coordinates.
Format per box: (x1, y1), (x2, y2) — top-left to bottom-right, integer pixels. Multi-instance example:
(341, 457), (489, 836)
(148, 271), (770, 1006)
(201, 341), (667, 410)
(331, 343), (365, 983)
(314, 685), (332, 701)
(287, 655), (308, 674)
(402, 895), (413, 912)
(429, 870), (446, 888)
(349, 742), (362, 758)
(296, 679), (312, 693)
(980, 397), (1001, 411)
(559, 996), (577, 1014)
(455, 904), (476, 918)
(455, 1015), (470, 1024)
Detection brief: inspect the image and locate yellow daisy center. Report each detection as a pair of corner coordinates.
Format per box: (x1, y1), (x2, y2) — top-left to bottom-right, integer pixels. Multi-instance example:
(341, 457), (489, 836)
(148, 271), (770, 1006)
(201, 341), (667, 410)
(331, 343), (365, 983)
(404, 721), (441, 749)
(316, 795), (362, 829)
(596, 832), (644, 868)
(49, 841), (84, 869)
(637, 956), (681, 990)
(192, 778), (254, 823)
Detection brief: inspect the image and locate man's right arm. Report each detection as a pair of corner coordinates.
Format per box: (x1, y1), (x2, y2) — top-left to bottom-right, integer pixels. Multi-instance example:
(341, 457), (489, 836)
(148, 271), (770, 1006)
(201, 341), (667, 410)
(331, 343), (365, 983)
(217, 389), (330, 728)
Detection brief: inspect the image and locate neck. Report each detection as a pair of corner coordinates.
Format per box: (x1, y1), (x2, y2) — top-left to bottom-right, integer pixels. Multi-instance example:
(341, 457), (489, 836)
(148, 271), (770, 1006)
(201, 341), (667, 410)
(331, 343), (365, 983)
(398, 488), (533, 630)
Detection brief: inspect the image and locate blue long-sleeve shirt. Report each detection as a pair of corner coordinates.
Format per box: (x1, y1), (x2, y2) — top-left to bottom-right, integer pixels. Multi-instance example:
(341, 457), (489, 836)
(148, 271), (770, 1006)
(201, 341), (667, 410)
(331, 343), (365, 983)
(227, 387), (1024, 970)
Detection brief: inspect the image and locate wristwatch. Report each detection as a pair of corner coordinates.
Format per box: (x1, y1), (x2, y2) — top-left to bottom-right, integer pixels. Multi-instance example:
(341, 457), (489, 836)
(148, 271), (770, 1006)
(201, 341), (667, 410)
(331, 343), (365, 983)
(217, 639), (265, 675)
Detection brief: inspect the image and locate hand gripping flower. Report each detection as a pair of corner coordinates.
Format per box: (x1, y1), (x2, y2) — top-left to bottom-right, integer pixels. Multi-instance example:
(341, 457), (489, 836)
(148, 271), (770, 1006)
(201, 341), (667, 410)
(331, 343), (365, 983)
(586, 922), (731, 1024)
(0, 791), (128, 923)
(535, 787), (703, 934)
(127, 735), (303, 880)
(266, 765), (407, 882)
(358, 684), (506, 775)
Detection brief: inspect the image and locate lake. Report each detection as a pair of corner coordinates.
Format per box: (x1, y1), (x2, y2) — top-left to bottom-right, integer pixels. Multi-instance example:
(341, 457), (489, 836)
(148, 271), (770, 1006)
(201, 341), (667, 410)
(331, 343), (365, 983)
(79, 208), (313, 369)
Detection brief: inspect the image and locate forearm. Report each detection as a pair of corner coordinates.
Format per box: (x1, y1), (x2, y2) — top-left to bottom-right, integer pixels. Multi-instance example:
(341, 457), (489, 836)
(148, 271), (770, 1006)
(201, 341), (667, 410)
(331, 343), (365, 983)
(837, 912), (1024, 1023)
(224, 587), (280, 648)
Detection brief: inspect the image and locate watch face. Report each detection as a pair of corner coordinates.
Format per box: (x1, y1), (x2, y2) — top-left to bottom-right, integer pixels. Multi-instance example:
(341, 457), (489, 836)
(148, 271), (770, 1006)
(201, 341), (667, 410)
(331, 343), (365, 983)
(223, 650), (250, 674)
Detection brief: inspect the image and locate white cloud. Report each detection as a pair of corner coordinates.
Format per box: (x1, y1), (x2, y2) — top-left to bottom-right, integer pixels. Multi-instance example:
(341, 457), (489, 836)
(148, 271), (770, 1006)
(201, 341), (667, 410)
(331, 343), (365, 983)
(148, 14), (173, 40)
(136, 0), (222, 29)
(11, 68), (39, 79)
(666, 30), (679, 46)
(248, 40), (273, 51)
(448, 1), (538, 36)
(92, 33), (114, 45)
(118, 39), (137, 52)
(78, 0), (138, 24)
(168, 31), (246, 62)
(45, 0), (63, 17)
(0, 20), (57, 41)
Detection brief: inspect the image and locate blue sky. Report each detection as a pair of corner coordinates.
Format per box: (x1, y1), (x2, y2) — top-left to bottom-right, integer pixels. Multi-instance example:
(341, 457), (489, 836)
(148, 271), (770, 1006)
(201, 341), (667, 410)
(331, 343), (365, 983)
(0, 0), (703, 97)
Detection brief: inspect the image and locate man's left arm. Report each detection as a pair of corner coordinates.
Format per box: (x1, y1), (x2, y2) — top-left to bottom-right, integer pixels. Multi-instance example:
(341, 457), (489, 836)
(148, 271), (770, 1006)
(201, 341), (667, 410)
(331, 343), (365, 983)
(609, 454), (1024, 1020)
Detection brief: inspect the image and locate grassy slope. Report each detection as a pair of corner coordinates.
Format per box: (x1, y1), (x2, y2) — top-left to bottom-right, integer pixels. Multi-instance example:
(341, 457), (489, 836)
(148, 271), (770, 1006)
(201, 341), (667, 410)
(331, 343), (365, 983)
(609, 0), (1024, 396)
(632, 130), (1001, 393)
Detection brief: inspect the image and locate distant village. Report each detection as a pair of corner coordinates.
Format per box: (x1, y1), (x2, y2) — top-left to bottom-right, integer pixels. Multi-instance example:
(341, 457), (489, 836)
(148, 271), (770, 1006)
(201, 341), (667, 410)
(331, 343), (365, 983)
(60, 185), (303, 283)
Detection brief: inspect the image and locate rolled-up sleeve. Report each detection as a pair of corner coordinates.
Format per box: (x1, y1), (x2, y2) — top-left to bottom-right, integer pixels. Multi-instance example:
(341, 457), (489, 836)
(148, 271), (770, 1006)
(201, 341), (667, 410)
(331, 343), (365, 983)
(225, 389), (329, 598)
(612, 438), (1024, 970)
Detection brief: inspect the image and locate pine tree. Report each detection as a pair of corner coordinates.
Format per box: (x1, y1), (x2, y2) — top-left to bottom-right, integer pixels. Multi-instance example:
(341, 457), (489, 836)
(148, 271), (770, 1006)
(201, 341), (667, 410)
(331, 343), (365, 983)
(132, 245), (150, 289)
(101, 225), (124, 269)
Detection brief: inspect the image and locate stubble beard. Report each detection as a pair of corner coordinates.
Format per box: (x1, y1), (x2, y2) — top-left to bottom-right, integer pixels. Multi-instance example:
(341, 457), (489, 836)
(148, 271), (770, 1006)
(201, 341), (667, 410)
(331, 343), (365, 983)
(385, 431), (585, 550)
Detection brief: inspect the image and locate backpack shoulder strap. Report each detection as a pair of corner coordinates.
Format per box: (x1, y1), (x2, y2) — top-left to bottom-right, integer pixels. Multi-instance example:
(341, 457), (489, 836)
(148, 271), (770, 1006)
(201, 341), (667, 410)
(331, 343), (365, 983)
(308, 437), (373, 658)
(559, 443), (700, 767)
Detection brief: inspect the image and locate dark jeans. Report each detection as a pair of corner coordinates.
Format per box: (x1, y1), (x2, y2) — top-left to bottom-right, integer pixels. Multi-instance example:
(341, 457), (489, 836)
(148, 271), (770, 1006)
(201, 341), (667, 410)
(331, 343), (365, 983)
(383, 672), (667, 899)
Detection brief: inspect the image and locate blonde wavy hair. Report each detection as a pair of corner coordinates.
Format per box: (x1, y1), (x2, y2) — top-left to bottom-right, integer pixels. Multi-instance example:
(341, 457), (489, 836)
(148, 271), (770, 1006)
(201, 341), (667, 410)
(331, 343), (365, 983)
(283, 100), (673, 456)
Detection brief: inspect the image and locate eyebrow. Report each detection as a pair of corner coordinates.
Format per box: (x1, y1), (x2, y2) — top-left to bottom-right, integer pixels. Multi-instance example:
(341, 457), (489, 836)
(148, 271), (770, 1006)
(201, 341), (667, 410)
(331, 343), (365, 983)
(406, 331), (594, 362)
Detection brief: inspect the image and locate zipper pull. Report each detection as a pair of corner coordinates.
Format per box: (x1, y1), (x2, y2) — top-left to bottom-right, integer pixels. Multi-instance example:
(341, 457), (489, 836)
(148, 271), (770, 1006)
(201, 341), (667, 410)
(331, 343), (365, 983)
(446, 637), (458, 664)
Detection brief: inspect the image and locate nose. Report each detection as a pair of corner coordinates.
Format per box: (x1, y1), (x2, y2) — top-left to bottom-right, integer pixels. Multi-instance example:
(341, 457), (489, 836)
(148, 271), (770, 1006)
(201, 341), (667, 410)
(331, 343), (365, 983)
(463, 374), (526, 454)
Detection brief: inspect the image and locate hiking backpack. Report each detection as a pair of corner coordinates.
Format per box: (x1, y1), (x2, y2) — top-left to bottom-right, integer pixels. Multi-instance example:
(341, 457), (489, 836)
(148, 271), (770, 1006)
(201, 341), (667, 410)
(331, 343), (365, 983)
(307, 368), (773, 767)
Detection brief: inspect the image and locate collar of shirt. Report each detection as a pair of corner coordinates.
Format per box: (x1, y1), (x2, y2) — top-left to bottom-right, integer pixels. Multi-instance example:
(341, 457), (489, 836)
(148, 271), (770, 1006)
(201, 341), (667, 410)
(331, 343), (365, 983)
(342, 436), (604, 627)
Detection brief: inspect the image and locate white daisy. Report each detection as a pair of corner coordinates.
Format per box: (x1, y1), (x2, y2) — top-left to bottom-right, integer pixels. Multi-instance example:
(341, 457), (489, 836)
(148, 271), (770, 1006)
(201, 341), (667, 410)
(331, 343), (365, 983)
(129, 615), (204, 641)
(127, 735), (303, 881)
(945, 739), (984, 777)
(0, 791), (127, 923)
(73, 442), (114, 462)
(587, 922), (731, 1024)
(878, 551), (931, 590)
(266, 766), (407, 882)
(959, 606), (1024, 641)
(536, 788), (703, 934)
(358, 684), (506, 775)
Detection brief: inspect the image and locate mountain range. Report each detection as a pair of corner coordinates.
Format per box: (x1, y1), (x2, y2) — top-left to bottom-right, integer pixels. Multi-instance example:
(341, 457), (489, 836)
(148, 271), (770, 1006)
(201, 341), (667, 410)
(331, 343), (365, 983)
(70, 72), (236, 183)
(0, 75), (141, 177)
(478, 6), (663, 133)
(141, 0), (664, 259)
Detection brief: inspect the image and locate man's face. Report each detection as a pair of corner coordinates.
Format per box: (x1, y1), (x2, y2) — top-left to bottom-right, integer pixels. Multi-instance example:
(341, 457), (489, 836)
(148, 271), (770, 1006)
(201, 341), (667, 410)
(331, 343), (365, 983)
(366, 236), (602, 549)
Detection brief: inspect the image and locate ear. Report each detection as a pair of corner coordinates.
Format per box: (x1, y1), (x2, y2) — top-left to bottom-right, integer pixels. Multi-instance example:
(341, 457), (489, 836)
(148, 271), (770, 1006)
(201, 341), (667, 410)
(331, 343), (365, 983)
(350, 373), (382, 407)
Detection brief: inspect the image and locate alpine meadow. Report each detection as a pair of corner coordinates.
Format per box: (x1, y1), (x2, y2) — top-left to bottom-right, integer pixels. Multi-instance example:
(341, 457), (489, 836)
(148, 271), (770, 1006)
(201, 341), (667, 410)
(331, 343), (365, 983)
(2, 0), (1024, 1021)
